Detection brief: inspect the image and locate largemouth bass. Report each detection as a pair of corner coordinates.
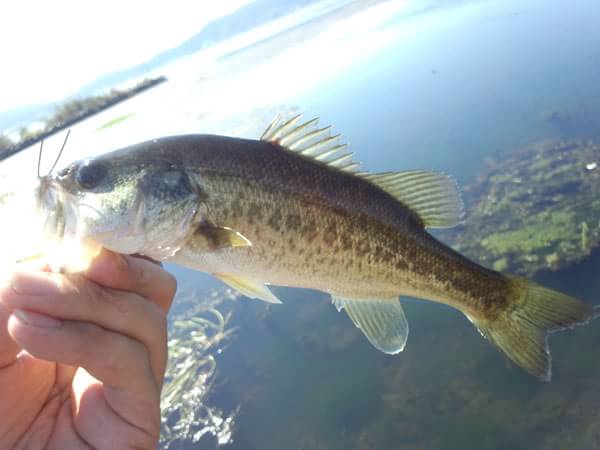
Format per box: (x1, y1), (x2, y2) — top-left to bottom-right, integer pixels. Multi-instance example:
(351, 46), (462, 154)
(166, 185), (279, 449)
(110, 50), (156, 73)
(35, 115), (594, 380)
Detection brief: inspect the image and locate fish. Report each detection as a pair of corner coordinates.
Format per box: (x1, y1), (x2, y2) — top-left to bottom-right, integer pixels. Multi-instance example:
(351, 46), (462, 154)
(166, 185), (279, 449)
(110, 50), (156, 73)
(35, 115), (594, 380)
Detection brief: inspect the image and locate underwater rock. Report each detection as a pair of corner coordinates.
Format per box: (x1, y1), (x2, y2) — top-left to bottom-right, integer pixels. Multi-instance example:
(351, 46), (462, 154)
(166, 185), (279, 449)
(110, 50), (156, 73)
(440, 139), (600, 276)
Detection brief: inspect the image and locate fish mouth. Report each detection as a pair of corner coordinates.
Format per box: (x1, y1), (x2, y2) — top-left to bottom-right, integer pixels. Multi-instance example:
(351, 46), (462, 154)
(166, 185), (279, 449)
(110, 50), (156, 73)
(35, 176), (67, 242)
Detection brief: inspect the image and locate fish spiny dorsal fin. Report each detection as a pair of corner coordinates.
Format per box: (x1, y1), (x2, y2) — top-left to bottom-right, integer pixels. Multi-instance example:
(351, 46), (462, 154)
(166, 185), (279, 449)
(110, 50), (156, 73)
(261, 115), (362, 173)
(363, 170), (464, 228)
(261, 115), (462, 226)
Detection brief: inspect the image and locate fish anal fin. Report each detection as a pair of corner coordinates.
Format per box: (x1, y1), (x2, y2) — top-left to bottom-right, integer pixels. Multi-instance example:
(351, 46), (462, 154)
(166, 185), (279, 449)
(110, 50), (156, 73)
(215, 273), (282, 304)
(364, 170), (464, 228)
(332, 295), (409, 354)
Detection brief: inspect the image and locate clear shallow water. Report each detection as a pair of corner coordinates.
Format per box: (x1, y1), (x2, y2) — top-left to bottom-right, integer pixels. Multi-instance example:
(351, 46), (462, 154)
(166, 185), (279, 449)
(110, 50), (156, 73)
(4, 0), (600, 448)
(170, 1), (600, 449)
(298, 0), (600, 182)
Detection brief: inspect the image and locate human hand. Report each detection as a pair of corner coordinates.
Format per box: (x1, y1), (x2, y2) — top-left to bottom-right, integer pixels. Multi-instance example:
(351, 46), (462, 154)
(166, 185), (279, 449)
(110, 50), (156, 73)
(0, 249), (177, 449)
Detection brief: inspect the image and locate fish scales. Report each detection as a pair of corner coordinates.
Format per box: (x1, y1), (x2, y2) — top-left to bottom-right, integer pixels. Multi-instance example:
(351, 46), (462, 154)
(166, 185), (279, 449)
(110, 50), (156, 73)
(35, 116), (595, 380)
(168, 135), (509, 317)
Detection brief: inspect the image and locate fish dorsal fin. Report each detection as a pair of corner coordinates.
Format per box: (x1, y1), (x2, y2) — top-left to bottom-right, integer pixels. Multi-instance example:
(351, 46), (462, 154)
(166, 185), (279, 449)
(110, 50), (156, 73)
(261, 114), (361, 173)
(332, 295), (409, 354)
(261, 115), (462, 227)
(215, 273), (282, 304)
(362, 170), (464, 228)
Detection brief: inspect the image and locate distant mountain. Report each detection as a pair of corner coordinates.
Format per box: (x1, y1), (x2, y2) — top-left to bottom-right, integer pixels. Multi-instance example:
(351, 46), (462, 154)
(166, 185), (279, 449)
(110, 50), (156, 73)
(71, 0), (322, 97)
(0, 0), (321, 132)
(0, 103), (56, 133)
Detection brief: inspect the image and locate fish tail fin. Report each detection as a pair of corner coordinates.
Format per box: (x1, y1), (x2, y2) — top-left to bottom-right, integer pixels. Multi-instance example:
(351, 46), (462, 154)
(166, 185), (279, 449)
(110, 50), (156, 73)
(470, 277), (594, 381)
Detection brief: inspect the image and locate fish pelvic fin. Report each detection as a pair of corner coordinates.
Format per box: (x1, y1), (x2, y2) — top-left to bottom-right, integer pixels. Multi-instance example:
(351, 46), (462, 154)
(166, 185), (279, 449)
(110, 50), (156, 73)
(332, 295), (409, 354)
(468, 277), (594, 381)
(215, 273), (282, 304)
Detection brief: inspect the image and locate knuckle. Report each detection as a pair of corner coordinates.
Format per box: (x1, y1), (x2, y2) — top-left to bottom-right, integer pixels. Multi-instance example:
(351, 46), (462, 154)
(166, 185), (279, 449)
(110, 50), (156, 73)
(68, 322), (101, 361)
(54, 274), (79, 297)
(75, 276), (131, 316)
(108, 339), (146, 374)
(151, 303), (168, 331)
(128, 257), (177, 305)
(62, 274), (96, 300)
(96, 286), (130, 315)
(139, 301), (168, 348)
(127, 433), (159, 450)
(76, 323), (146, 374)
(164, 272), (178, 298)
(130, 257), (153, 288)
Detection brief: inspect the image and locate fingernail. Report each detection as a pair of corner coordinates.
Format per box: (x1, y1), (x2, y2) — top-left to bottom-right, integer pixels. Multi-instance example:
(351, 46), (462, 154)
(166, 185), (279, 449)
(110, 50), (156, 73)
(113, 252), (130, 271)
(13, 309), (62, 328)
(10, 272), (62, 295)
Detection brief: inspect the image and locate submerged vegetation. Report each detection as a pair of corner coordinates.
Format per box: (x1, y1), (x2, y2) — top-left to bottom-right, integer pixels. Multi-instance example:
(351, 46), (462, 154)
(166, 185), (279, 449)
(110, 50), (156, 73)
(96, 112), (135, 131)
(440, 139), (600, 276)
(160, 288), (238, 449)
(0, 192), (12, 205)
(198, 281), (600, 450)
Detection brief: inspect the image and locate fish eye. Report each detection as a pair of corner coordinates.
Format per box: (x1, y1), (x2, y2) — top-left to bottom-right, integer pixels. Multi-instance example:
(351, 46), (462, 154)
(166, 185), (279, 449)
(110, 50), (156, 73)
(76, 160), (108, 190)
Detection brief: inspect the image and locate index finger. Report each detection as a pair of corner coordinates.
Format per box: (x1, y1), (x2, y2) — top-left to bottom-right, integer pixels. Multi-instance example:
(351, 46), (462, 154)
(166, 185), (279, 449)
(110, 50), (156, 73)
(0, 259), (50, 368)
(83, 249), (177, 313)
(0, 304), (21, 368)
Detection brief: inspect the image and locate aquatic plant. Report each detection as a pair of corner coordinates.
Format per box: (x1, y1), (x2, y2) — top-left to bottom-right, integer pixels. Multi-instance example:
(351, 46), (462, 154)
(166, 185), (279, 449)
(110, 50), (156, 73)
(96, 112), (135, 131)
(159, 288), (238, 449)
(440, 139), (600, 276)
(0, 192), (13, 205)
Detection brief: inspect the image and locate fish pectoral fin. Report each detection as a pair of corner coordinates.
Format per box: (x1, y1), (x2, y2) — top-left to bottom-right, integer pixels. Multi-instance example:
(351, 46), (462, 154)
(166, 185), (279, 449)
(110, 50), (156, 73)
(215, 273), (282, 304)
(196, 224), (252, 250)
(332, 295), (409, 354)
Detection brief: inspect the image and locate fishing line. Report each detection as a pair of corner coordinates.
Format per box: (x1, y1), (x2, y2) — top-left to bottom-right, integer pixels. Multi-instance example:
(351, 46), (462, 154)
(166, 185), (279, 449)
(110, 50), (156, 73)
(48, 129), (71, 175)
(37, 139), (44, 178)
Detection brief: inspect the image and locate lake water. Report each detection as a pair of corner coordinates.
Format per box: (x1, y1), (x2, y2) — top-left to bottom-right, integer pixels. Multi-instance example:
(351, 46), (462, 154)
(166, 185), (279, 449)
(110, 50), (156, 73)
(3, 0), (600, 449)
(162, 0), (600, 449)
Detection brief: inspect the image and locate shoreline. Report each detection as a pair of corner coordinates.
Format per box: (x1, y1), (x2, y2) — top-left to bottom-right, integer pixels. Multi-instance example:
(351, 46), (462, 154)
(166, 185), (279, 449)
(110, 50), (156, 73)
(0, 76), (167, 161)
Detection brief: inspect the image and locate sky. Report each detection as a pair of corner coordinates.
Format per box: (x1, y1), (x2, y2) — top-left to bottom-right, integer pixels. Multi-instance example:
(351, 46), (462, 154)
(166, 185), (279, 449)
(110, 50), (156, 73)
(0, 0), (253, 111)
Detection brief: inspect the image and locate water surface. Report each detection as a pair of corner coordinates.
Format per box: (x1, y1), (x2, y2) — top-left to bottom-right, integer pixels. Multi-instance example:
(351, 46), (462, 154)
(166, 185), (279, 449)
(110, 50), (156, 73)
(4, 1), (600, 448)
(184, 1), (600, 449)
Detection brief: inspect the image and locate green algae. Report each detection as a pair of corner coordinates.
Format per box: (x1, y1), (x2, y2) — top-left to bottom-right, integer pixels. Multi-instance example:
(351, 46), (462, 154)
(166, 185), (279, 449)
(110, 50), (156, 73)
(192, 251), (600, 450)
(0, 192), (13, 205)
(96, 112), (135, 131)
(492, 257), (509, 271)
(441, 139), (600, 276)
(158, 135), (600, 449)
